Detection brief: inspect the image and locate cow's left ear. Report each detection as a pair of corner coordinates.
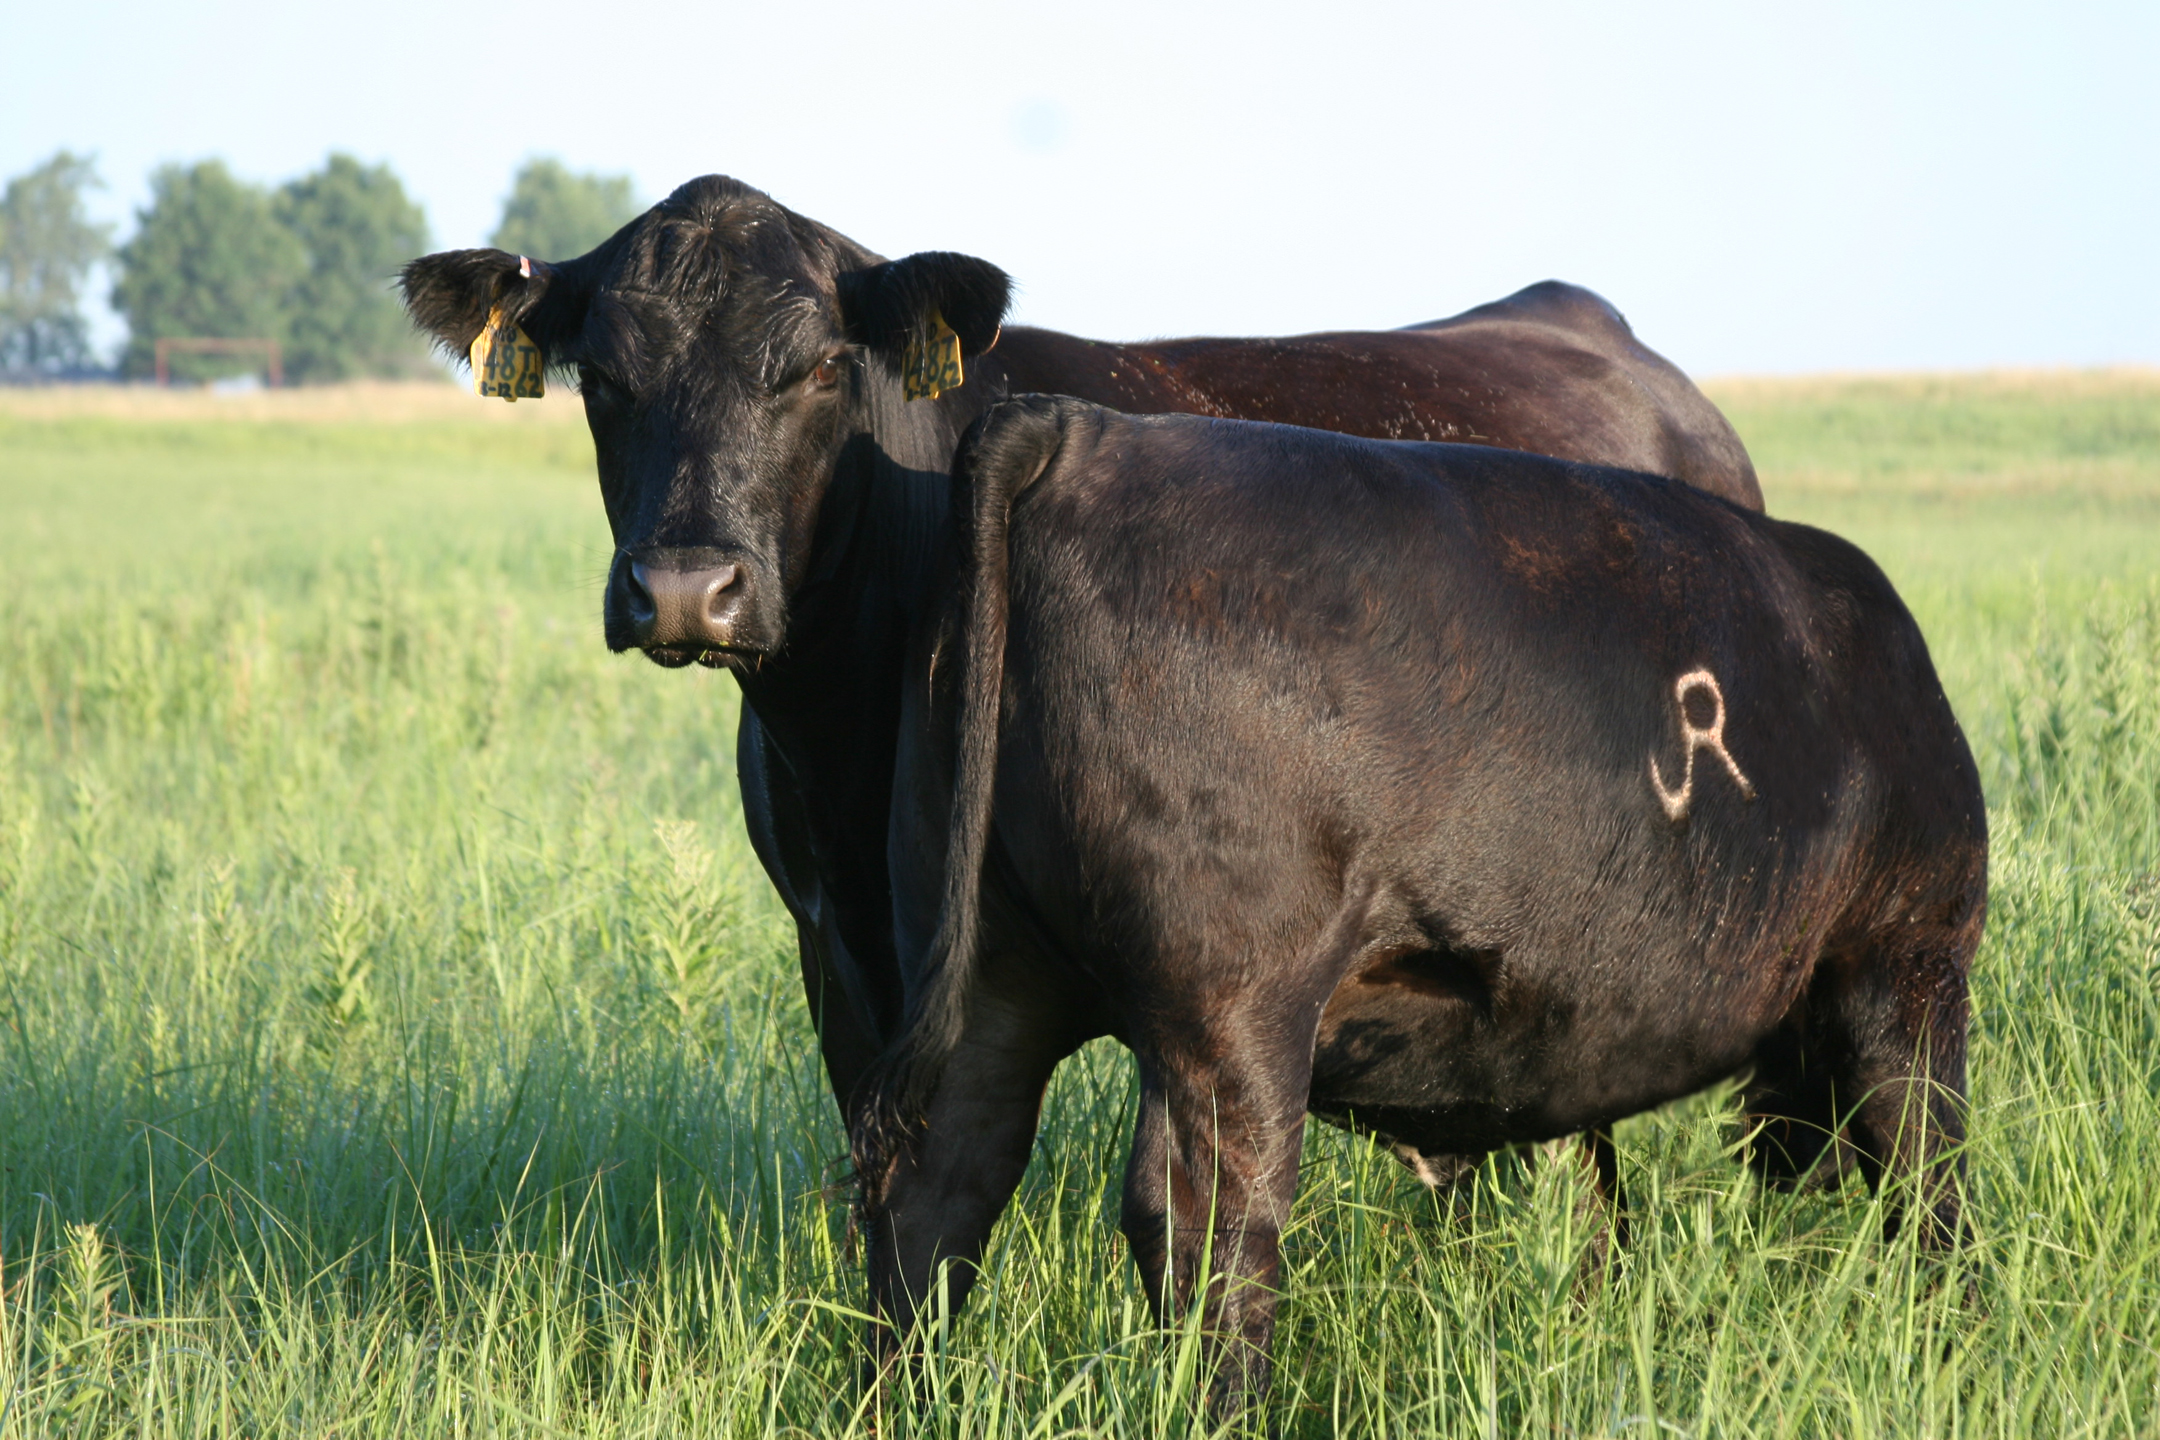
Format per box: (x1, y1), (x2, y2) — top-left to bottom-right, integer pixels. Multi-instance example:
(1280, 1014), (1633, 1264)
(840, 251), (1012, 360)
(400, 248), (586, 363)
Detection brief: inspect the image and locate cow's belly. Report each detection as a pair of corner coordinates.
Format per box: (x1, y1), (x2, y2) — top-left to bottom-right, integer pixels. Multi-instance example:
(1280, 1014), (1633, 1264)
(1307, 949), (1774, 1149)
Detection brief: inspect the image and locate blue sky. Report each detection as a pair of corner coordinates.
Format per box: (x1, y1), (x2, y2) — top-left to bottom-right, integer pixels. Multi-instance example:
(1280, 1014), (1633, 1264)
(4, 0), (2152, 375)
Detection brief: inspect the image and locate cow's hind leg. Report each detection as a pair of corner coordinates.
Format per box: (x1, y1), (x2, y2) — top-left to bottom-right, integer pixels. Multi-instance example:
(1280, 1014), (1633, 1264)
(1521, 1129), (1628, 1278)
(1583, 1125), (1629, 1250)
(1779, 941), (1969, 1252)
(1122, 1020), (1318, 1405)
(1817, 941), (1972, 1249)
(1742, 1014), (1858, 1193)
(860, 984), (1078, 1375)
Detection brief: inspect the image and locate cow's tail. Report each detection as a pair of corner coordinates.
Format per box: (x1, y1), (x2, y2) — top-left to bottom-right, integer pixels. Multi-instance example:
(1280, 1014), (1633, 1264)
(851, 395), (1075, 1199)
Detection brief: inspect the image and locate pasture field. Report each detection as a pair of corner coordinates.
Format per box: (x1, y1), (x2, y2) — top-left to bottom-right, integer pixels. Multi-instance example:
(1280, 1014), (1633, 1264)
(1, 372), (2157, 1437)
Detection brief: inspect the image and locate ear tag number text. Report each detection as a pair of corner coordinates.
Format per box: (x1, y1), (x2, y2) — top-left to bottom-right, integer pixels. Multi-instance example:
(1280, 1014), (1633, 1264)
(901, 311), (964, 401)
(470, 304), (545, 401)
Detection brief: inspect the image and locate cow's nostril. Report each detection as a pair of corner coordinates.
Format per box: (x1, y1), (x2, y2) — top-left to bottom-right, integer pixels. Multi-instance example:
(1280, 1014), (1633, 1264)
(702, 565), (743, 626)
(625, 563), (659, 625)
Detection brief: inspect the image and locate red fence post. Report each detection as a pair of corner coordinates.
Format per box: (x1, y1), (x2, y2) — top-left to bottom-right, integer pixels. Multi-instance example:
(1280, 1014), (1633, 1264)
(150, 338), (281, 388)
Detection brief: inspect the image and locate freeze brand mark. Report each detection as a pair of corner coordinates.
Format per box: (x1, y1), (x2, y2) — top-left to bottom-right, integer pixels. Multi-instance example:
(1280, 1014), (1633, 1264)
(1650, 668), (1755, 822)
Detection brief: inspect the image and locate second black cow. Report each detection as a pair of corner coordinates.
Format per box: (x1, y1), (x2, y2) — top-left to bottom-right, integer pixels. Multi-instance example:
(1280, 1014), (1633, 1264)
(864, 396), (1986, 1400)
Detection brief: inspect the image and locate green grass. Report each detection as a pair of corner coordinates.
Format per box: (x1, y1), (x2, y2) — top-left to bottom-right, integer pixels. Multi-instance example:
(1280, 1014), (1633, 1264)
(2, 374), (2158, 1437)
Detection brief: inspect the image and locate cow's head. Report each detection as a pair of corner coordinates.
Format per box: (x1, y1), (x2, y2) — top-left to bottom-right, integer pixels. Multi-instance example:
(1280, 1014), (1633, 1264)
(400, 175), (1010, 667)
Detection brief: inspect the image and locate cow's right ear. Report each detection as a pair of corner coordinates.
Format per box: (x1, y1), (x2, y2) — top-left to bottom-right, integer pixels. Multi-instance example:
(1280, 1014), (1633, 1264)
(840, 251), (1013, 360)
(400, 248), (580, 361)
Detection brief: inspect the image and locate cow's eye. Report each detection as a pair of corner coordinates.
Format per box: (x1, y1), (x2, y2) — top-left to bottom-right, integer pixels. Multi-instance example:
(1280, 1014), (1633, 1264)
(810, 356), (844, 390)
(579, 365), (629, 406)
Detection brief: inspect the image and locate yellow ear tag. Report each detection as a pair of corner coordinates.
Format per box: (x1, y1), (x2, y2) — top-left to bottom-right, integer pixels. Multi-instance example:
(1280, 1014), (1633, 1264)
(901, 310), (964, 401)
(470, 304), (545, 401)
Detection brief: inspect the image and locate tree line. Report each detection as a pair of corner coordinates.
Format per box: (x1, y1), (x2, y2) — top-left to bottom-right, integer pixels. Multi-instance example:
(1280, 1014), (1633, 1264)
(0, 152), (639, 384)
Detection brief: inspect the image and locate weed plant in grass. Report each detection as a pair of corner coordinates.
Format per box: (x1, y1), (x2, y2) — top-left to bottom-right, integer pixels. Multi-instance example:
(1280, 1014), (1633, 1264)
(1, 377), (2157, 1436)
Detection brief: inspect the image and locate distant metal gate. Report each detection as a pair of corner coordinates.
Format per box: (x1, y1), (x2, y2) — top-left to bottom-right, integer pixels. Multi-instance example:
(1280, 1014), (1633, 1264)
(153, 337), (283, 387)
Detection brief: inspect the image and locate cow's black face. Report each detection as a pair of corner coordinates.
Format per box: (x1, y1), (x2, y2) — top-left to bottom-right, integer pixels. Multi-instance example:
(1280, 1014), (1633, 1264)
(400, 175), (1009, 668)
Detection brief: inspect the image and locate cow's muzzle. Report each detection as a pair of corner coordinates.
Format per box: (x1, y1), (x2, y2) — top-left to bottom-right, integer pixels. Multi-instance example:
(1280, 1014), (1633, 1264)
(620, 556), (753, 664)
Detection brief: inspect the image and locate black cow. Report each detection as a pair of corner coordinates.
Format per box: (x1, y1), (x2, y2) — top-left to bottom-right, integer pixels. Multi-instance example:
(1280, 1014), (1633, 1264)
(865, 395), (1985, 1400)
(398, 174), (1762, 1144)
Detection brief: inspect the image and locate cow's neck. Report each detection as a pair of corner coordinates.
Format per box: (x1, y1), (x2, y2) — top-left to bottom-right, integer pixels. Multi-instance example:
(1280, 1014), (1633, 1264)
(732, 385), (975, 808)
(732, 333), (1181, 763)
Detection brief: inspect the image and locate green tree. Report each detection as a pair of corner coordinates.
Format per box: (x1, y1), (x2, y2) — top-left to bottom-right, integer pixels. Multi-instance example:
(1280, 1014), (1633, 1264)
(276, 154), (432, 382)
(489, 157), (638, 260)
(0, 151), (113, 375)
(111, 160), (303, 382)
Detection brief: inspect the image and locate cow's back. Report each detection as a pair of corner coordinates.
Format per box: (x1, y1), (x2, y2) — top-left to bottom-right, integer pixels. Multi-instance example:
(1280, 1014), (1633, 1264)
(1400, 280), (1759, 506)
(987, 281), (1762, 510)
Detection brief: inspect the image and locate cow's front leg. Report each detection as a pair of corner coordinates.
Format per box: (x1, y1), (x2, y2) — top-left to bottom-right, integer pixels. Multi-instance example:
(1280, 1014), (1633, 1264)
(859, 984), (1075, 1375)
(1121, 1025), (1317, 1404)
